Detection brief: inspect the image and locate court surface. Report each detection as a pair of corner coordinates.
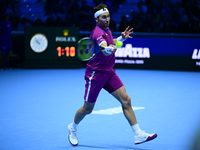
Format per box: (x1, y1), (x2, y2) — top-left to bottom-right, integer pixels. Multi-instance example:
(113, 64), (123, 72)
(0, 68), (200, 150)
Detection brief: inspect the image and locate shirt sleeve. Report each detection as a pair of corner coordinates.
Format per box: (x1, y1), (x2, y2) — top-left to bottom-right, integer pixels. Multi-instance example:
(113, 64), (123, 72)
(94, 33), (107, 46)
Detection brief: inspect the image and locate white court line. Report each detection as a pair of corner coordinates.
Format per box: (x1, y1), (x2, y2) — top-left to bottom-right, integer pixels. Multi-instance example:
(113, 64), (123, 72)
(91, 106), (145, 115)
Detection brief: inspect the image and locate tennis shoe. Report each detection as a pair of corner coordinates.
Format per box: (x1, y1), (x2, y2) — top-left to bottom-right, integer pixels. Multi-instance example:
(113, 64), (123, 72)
(68, 123), (78, 146)
(134, 131), (157, 145)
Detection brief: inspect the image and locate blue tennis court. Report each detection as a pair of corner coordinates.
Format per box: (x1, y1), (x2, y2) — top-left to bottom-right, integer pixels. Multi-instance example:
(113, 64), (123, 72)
(0, 68), (200, 150)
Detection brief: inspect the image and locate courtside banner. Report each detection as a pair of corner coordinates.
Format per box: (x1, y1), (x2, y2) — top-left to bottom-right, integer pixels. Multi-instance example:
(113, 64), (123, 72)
(24, 27), (81, 68)
(114, 36), (200, 71)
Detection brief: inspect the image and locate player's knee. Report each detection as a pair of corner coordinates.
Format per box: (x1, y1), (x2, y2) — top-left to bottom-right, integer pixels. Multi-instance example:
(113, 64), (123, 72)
(86, 109), (93, 114)
(122, 96), (131, 108)
(83, 107), (93, 115)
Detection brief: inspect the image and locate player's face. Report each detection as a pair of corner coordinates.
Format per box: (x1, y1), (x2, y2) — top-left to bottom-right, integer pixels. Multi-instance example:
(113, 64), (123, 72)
(96, 12), (110, 30)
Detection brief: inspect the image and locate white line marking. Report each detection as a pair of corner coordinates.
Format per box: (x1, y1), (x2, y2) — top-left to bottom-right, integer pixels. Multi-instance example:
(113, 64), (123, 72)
(91, 106), (145, 115)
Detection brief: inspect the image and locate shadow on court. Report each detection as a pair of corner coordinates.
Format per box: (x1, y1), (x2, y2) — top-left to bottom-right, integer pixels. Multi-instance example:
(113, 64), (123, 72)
(78, 144), (150, 150)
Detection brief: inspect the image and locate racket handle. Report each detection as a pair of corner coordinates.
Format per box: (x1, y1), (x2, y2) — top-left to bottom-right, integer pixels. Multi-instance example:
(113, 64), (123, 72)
(104, 47), (113, 54)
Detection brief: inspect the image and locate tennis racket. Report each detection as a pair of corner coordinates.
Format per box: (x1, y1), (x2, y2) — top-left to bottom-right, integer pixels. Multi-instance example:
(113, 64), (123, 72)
(76, 37), (113, 61)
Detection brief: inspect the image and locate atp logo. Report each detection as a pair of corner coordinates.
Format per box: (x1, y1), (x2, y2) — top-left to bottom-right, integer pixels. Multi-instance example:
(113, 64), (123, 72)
(192, 49), (200, 59)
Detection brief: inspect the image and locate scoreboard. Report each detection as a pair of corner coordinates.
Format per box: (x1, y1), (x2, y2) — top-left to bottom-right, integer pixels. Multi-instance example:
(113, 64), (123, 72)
(24, 27), (81, 68)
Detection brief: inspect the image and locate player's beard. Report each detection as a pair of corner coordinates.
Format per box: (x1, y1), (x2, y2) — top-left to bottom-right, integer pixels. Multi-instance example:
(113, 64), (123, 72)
(105, 21), (109, 27)
(103, 21), (110, 29)
(98, 20), (110, 30)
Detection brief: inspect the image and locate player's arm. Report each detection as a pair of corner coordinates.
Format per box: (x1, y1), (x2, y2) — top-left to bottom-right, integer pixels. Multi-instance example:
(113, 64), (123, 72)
(100, 42), (117, 56)
(113, 38), (117, 45)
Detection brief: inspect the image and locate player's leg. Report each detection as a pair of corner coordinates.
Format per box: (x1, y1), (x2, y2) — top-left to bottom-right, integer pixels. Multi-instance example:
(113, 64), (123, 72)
(111, 86), (157, 144)
(104, 69), (157, 144)
(74, 101), (95, 124)
(111, 86), (137, 126)
(103, 69), (137, 126)
(112, 86), (158, 144)
(68, 70), (108, 146)
(68, 101), (95, 146)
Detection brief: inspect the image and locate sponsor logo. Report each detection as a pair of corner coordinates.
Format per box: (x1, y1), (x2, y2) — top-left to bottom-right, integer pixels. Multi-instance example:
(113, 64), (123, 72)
(192, 49), (200, 66)
(192, 49), (200, 60)
(63, 29), (69, 36)
(115, 44), (150, 65)
(55, 36), (76, 42)
(115, 44), (150, 58)
(55, 29), (76, 42)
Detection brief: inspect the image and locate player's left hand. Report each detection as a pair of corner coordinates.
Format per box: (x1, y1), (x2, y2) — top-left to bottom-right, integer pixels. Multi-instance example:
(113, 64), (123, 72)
(121, 26), (134, 39)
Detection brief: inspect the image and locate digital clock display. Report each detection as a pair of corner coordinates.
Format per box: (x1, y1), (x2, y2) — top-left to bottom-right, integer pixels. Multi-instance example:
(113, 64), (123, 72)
(56, 46), (75, 57)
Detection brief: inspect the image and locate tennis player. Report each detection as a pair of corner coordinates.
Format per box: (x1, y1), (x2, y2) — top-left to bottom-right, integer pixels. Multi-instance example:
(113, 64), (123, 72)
(68, 4), (157, 146)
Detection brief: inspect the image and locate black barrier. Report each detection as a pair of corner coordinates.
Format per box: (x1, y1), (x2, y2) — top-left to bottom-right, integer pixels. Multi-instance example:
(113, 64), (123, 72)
(9, 29), (200, 71)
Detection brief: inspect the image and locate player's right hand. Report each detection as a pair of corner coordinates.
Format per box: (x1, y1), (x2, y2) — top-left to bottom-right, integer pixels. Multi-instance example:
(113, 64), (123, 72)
(109, 44), (117, 53)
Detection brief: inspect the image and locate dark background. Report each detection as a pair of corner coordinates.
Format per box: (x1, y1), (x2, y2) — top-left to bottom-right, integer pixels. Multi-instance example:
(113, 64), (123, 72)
(1, 0), (200, 71)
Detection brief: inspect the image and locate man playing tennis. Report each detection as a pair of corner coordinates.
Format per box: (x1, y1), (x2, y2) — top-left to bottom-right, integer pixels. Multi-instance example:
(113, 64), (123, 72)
(68, 4), (157, 146)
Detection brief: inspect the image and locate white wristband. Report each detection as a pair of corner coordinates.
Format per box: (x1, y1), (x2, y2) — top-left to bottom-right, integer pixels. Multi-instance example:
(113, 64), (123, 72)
(117, 36), (126, 42)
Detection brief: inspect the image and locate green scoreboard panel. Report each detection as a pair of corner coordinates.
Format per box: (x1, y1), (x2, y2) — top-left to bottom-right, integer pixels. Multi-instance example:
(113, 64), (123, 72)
(24, 27), (81, 68)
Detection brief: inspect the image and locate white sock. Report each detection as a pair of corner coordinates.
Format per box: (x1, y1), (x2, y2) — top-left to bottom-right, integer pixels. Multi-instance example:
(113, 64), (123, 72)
(131, 124), (142, 135)
(72, 122), (78, 129)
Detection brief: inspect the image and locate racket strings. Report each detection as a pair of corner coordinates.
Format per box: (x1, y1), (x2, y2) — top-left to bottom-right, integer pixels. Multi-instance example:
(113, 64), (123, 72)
(77, 39), (95, 61)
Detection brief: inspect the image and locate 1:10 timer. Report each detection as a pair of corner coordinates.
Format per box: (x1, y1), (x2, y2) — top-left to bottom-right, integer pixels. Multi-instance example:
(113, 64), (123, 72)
(57, 46), (75, 57)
